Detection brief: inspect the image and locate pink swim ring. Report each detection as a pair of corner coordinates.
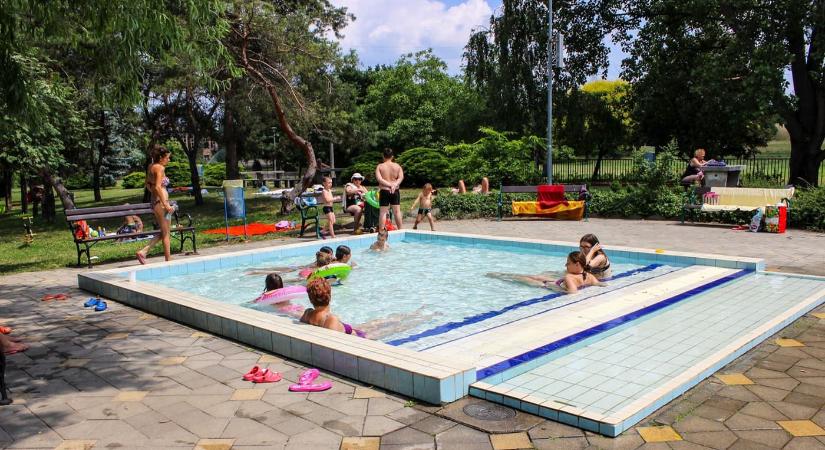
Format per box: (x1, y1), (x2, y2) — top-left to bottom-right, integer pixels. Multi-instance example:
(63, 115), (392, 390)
(254, 285), (308, 305)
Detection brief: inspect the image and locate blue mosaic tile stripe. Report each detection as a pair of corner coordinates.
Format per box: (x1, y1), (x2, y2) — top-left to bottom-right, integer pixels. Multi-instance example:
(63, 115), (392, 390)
(476, 269), (753, 380)
(386, 264), (664, 347)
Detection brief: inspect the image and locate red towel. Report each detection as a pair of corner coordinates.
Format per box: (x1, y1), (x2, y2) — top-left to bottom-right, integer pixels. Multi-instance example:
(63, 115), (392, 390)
(203, 222), (295, 236)
(537, 185), (568, 209)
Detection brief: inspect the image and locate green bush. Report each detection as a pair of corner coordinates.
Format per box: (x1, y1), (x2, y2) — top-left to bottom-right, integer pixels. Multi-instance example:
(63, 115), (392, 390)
(395, 147), (450, 187)
(202, 163), (226, 187)
(64, 173), (115, 190)
(121, 172), (146, 189)
(793, 186), (825, 231)
(341, 151), (381, 184)
(164, 161), (191, 187)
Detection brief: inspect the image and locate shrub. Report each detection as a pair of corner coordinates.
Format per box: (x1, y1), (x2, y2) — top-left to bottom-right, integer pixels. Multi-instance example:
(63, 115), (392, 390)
(202, 163), (227, 187)
(446, 128), (543, 186)
(121, 172), (146, 189)
(64, 173), (115, 190)
(163, 161), (191, 187)
(341, 151), (381, 184)
(395, 147), (450, 187)
(793, 186), (825, 231)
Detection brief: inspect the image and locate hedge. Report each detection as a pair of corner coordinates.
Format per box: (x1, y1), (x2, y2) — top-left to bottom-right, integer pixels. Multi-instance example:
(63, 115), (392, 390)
(433, 185), (825, 232)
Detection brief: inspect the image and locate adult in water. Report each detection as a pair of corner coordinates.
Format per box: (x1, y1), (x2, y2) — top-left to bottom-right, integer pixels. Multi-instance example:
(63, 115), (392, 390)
(579, 234), (611, 280)
(137, 145), (175, 264)
(486, 251), (602, 294)
(375, 148), (404, 232)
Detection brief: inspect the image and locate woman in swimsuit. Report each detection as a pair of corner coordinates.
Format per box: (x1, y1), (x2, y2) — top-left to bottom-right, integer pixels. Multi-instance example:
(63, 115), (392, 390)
(137, 145), (175, 264)
(300, 277), (364, 337)
(580, 234), (611, 280)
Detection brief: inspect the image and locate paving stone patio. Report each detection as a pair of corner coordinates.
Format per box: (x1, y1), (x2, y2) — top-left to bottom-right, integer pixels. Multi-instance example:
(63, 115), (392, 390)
(1, 218), (825, 449)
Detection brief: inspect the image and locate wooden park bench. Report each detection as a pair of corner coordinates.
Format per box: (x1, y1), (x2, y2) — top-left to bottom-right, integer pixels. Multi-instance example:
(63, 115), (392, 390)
(65, 203), (197, 268)
(497, 184), (591, 221)
(681, 186), (794, 224)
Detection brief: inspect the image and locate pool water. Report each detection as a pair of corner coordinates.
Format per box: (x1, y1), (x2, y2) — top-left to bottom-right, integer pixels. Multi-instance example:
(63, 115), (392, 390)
(156, 240), (677, 344)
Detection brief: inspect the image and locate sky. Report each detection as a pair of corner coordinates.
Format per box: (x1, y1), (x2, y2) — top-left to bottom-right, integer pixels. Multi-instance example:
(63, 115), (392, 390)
(329, 0), (627, 79)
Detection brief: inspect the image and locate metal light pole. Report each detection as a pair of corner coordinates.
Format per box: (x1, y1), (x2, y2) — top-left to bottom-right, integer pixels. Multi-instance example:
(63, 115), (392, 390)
(546, 0), (554, 184)
(271, 127), (278, 172)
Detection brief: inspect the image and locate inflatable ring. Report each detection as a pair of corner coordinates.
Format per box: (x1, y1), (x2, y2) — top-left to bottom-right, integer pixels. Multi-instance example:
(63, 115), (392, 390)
(308, 263), (352, 282)
(254, 285), (308, 305)
(364, 190), (380, 209)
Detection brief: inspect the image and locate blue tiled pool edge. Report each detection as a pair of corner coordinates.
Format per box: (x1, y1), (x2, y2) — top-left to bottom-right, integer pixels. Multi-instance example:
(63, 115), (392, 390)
(469, 277), (825, 436)
(77, 230), (768, 411)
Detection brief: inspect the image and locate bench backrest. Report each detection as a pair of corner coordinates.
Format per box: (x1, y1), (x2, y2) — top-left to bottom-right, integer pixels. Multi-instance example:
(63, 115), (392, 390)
(501, 184), (586, 194)
(65, 203), (155, 222)
(711, 187), (794, 207)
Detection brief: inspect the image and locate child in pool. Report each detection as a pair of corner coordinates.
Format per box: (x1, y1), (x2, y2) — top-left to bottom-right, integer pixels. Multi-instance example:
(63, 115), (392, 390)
(487, 251), (601, 294)
(580, 234), (611, 280)
(298, 251), (335, 278)
(369, 229), (389, 252)
(245, 246), (334, 276)
(258, 273), (304, 314)
(335, 245), (356, 267)
(320, 176), (338, 238)
(300, 278), (364, 336)
(410, 183), (436, 231)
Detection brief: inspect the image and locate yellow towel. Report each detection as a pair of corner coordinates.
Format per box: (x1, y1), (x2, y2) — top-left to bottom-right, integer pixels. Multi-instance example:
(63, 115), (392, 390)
(511, 201), (585, 220)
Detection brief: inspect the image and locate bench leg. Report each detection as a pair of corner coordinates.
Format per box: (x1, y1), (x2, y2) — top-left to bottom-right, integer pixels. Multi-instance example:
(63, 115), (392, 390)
(76, 243), (82, 267)
(0, 351), (10, 405)
(85, 243), (93, 268)
(191, 231), (198, 254)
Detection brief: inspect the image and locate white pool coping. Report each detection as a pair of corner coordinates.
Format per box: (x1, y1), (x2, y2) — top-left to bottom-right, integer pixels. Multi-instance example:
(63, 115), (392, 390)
(77, 230), (766, 405)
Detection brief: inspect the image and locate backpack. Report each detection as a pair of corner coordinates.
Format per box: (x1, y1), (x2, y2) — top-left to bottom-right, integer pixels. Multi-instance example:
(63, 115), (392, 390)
(73, 220), (90, 240)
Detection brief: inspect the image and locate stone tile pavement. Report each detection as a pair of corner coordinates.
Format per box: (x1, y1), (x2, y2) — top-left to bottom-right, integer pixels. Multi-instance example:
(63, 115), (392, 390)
(1, 218), (824, 449)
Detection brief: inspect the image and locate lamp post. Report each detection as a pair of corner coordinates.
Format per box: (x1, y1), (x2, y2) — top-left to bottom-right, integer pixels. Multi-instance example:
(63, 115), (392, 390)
(271, 127), (278, 172)
(546, 0), (553, 184)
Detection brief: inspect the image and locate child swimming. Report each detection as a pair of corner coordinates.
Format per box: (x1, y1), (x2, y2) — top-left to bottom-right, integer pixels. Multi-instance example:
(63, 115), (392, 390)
(410, 183), (436, 231)
(335, 245), (355, 266)
(245, 246), (334, 276)
(369, 229), (389, 252)
(486, 251), (602, 294)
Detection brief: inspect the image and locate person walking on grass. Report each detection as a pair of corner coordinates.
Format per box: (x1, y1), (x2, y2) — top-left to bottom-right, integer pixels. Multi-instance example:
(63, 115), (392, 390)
(375, 148), (404, 232)
(137, 145), (175, 264)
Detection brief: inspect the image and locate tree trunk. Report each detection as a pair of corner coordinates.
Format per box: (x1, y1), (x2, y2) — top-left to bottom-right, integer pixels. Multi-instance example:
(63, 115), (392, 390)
(788, 139), (824, 186)
(20, 173), (28, 213)
(42, 183), (56, 222)
(2, 165), (11, 212)
(39, 169), (76, 212)
(591, 148), (606, 183)
(225, 108), (239, 180)
(92, 109), (109, 202)
(178, 134), (204, 206)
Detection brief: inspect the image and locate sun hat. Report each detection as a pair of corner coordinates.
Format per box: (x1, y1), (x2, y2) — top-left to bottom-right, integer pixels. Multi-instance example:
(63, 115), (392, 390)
(351, 173), (364, 180)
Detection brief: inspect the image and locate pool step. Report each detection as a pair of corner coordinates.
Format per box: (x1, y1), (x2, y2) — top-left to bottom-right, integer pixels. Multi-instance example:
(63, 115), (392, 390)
(469, 272), (825, 436)
(423, 265), (739, 371)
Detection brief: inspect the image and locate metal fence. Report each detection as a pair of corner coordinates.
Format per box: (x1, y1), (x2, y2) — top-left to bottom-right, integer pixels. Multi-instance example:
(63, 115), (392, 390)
(545, 157), (823, 186)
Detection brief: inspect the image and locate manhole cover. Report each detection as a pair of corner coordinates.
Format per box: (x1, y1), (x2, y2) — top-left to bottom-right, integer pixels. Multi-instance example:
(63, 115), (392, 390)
(463, 403), (517, 421)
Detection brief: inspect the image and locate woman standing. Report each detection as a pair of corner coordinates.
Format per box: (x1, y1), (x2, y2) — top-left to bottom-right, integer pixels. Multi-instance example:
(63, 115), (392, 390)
(137, 145), (174, 264)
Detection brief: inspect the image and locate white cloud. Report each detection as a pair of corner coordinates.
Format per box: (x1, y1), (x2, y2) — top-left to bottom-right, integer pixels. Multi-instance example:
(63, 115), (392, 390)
(331, 0), (494, 73)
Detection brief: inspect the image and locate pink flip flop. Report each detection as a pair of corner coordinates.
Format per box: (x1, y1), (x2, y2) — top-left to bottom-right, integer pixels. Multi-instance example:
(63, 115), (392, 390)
(252, 369), (282, 383)
(243, 365), (261, 381)
(289, 380), (332, 392)
(297, 368), (320, 385)
(136, 252), (146, 265)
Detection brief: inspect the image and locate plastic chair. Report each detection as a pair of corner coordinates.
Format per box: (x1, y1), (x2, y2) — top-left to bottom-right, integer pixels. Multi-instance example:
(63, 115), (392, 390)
(295, 195), (321, 239)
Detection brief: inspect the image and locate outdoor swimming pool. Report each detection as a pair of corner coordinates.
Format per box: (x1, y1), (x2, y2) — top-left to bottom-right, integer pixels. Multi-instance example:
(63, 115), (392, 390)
(154, 240), (679, 345)
(78, 230), (825, 437)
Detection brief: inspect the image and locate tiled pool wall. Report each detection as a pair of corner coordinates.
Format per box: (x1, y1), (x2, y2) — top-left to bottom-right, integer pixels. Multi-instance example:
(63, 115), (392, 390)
(78, 230), (764, 406)
(469, 272), (825, 436)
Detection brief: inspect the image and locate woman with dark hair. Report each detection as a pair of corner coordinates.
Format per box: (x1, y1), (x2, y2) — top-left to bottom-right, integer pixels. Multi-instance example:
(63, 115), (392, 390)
(579, 234), (611, 280)
(136, 145), (174, 264)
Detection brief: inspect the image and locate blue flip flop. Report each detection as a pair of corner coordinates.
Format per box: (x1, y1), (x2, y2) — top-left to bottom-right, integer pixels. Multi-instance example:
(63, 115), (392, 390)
(94, 301), (107, 312)
(84, 297), (100, 308)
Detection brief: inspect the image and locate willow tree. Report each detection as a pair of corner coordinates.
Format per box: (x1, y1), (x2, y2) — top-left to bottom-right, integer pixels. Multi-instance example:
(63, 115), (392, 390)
(224, 1), (350, 202)
(464, 0), (622, 136)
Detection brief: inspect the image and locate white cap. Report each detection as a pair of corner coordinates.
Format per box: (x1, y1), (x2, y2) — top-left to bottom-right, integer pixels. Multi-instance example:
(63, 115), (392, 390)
(351, 173), (364, 180)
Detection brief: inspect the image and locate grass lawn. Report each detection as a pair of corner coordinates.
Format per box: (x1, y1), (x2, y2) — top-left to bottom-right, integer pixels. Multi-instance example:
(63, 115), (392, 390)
(0, 186), (421, 274)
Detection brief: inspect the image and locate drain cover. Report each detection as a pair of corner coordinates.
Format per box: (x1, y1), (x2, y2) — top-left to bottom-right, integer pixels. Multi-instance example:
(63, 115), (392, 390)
(463, 403), (517, 421)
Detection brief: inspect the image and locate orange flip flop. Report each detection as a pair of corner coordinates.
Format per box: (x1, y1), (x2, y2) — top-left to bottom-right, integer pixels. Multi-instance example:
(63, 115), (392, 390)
(0, 326), (11, 334)
(42, 293), (69, 301)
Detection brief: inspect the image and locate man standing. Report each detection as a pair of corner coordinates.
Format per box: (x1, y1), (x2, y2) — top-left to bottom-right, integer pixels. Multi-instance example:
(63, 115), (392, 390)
(375, 148), (404, 232)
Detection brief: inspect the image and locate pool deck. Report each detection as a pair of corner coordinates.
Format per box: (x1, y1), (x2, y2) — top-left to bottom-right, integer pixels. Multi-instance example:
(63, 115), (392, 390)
(2, 218), (825, 449)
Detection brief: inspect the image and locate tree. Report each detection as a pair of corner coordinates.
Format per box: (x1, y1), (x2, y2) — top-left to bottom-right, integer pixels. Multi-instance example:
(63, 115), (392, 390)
(619, 0), (824, 185)
(464, 0), (622, 136)
(224, 1), (351, 203)
(360, 50), (486, 151)
(558, 80), (633, 181)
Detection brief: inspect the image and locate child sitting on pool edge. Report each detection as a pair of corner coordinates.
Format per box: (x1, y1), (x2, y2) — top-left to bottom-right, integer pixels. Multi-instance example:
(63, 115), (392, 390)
(370, 229), (389, 252)
(300, 278), (365, 337)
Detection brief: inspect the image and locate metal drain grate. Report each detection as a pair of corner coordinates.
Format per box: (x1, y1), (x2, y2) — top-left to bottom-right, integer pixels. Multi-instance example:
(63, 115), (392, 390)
(463, 403), (517, 421)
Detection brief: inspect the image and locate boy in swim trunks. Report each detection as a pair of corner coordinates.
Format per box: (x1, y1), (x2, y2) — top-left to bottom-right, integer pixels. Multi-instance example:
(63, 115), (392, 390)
(410, 183), (436, 231)
(320, 176), (338, 238)
(375, 148), (404, 232)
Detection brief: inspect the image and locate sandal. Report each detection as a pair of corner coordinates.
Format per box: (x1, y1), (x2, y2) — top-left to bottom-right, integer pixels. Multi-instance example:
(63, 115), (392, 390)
(252, 369), (282, 384)
(243, 366), (261, 381)
(84, 297), (101, 308)
(297, 368), (320, 386)
(289, 380), (332, 392)
(42, 293), (69, 301)
(0, 326), (11, 335)
(94, 301), (107, 312)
